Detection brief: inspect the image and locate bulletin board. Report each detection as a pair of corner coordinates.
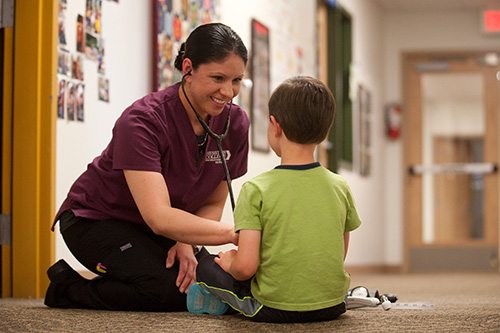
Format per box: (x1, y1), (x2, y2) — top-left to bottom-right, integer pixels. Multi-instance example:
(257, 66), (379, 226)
(153, 0), (220, 91)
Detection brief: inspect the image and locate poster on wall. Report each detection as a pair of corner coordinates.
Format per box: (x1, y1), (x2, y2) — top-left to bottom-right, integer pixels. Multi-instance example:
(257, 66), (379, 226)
(250, 19), (270, 153)
(153, 0), (221, 91)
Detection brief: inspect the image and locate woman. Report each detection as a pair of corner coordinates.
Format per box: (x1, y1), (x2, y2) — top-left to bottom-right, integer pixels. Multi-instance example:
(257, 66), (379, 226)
(45, 23), (249, 312)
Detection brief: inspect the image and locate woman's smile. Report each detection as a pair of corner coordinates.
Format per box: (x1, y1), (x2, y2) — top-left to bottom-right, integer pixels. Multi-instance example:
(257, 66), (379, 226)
(211, 96), (228, 107)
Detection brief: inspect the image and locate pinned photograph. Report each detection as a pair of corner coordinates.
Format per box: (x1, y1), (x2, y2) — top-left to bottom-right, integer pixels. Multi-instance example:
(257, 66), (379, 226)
(76, 83), (85, 121)
(98, 76), (109, 102)
(95, 0), (102, 35)
(57, 78), (66, 119)
(58, 3), (67, 45)
(71, 53), (84, 80)
(98, 38), (106, 74)
(57, 49), (70, 76)
(76, 15), (85, 52)
(85, 33), (99, 61)
(85, 0), (95, 33)
(66, 81), (76, 121)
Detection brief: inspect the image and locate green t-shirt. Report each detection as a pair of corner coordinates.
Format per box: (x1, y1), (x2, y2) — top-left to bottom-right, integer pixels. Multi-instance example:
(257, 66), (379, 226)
(234, 163), (361, 312)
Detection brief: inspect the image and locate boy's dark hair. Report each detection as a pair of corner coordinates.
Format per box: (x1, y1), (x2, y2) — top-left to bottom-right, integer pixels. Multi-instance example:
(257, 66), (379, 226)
(268, 76), (336, 144)
(174, 23), (248, 71)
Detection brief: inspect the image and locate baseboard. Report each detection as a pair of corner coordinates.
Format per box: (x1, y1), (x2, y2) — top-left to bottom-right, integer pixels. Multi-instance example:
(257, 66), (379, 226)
(345, 265), (402, 274)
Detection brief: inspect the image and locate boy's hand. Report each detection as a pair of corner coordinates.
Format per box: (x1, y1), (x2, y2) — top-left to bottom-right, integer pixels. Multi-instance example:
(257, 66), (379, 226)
(216, 230), (261, 281)
(214, 249), (237, 273)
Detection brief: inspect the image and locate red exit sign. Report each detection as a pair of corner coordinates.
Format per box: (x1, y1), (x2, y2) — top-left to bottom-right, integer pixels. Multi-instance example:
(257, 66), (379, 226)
(483, 9), (500, 33)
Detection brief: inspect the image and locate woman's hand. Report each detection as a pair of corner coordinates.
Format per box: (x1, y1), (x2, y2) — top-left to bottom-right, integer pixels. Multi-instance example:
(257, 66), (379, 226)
(166, 242), (198, 293)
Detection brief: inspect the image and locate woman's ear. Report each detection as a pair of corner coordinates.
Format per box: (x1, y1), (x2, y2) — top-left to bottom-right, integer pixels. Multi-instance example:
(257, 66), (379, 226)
(182, 58), (193, 77)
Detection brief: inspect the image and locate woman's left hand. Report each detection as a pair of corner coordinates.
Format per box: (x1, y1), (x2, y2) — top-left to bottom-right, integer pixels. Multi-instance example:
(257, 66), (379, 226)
(166, 242), (198, 293)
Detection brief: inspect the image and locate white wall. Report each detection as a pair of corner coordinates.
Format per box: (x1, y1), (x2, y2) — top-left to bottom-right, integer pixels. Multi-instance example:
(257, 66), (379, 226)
(55, 1), (152, 271)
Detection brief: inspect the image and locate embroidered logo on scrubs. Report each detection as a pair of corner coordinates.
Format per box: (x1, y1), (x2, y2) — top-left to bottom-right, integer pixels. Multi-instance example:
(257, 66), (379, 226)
(96, 262), (107, 274)
(120, 242), (132, 252)
(205, 150), (231, 164)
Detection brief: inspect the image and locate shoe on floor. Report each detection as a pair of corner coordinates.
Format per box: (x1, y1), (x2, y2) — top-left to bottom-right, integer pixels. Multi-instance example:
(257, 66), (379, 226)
(186, 283), (229, 315)
(47, 259), (82, 283)
(45, 259), (84, 308)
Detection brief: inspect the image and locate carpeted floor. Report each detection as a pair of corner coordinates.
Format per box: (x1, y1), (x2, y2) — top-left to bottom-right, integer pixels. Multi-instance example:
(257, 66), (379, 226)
(1, 272), (499, 332)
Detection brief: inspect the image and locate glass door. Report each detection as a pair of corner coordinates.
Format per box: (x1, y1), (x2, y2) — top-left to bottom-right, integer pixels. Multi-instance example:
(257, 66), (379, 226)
(420, 73), (486, 244)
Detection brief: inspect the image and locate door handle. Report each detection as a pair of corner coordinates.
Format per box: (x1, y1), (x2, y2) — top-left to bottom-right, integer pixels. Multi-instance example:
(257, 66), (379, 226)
(409, 162), (498, 175)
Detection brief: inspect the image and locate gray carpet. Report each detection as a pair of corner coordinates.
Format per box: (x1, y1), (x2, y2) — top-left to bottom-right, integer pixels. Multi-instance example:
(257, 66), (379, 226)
(1, 272), (499, 332)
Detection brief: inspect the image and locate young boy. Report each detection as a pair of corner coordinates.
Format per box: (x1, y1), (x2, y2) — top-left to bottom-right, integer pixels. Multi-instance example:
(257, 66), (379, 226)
(186, 76), (362, 323)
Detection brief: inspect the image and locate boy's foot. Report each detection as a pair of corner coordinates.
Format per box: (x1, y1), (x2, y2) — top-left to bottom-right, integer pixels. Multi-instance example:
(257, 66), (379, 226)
(186, 283), (229, 315)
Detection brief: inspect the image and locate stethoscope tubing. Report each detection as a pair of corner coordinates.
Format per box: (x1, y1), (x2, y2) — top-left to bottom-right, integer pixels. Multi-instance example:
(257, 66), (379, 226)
(181, 73), (236, 211)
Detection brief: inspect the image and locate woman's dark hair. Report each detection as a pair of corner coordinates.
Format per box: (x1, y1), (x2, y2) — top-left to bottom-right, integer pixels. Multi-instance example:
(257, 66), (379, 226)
(174, 23), (248, 71)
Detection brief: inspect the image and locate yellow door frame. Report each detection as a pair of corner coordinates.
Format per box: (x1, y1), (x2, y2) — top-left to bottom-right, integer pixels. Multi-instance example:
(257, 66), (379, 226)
(7, 0), (57, 297)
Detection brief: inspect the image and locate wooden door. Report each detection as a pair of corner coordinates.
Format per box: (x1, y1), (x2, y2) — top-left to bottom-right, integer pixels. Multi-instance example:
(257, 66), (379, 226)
(403, 52), (500, 272)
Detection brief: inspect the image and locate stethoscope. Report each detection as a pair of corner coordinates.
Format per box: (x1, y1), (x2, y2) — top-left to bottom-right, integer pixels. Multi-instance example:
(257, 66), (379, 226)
(181, 71), (236, 211)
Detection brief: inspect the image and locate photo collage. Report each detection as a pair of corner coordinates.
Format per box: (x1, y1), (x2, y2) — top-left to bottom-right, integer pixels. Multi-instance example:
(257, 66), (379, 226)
(57, 0), (117, 121)
(154, 0), (220, 90)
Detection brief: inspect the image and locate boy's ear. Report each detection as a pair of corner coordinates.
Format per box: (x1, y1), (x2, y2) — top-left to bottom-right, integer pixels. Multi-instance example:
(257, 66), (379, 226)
(270, 115), (282, 138)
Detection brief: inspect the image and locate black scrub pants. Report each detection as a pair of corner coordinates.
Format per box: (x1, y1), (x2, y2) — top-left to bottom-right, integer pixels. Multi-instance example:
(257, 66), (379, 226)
(45, 210), (207, 311)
